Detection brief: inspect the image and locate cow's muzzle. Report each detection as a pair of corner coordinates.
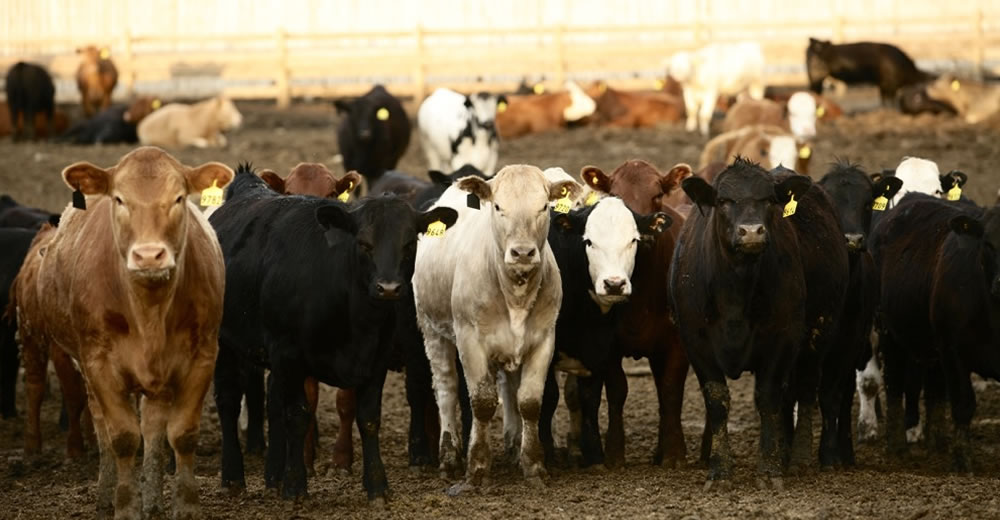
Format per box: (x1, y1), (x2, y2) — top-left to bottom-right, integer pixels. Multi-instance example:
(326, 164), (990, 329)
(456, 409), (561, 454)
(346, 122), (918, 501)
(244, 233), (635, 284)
(735, 224), (767, 254)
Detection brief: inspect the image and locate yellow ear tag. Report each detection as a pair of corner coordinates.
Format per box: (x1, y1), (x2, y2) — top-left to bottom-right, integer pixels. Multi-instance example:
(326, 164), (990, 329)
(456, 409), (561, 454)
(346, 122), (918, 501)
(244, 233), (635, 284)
(200, 180), (224, 207)
(948, 184), (962, 201)
(337, 181), (353, 202)
(99, 48), (110, 59)
(951, 80), (961, 91)
(816, 106), (826, 118)
(533, 84), (545, 95)
(151, 99), (162, 110)
(376, 107), (390, 121)
(497, 101), (508, 113)
(798, 145), (812, 159)
(782, 193), (798, 218)
(554, 186), (572, 214)
(654, 78), (665, 90)
(598, 83), (607, 93)
(585, 191), (599, 206)
(425, 220), (446, 237)
(872, 195), (888, 211)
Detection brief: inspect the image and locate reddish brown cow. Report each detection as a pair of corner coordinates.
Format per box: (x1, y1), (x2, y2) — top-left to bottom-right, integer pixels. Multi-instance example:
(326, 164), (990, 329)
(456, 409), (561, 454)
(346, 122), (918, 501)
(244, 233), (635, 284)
(76, 46), (118, 117)
(495, 83), (596, 138)
(0, 101), (69, 139)
(578, 159), (691, 468)
(586, 82), (684, 128)
(12, 147), (232, 519)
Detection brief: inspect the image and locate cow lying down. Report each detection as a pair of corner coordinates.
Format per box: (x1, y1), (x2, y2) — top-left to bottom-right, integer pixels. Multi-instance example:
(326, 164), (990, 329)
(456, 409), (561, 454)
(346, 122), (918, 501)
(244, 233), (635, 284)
(138, 95), (243, 149)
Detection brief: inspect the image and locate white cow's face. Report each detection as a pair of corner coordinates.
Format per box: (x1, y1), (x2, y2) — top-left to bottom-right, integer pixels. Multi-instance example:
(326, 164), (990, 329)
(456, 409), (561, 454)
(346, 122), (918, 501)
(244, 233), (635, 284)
(767, 135), (799, 171)
(894, 157), (942, 203)
(467, 92), (501, 126)
(787, 92), (817, 140)
(583, 198), (641, 303)
(458, 165), (581, 274)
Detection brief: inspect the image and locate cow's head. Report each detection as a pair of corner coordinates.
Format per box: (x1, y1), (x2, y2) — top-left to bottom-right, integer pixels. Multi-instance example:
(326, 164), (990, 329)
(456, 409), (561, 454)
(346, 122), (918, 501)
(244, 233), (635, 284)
(950, 208), (1000, 299)
(807, 38), (833, 56)
(582, 160), (691, 215)
(562, 81), (597, 122)
(62, 146), (234, 286)
(464, 92), (504, 131)
(939, 170), (968, 198)
(683, 158), (810, 256)
(787, 92), (817, 140)
(553, 197), (670, 305)
(262, 162), (361, 199)
(211, 96), (243, 131)
(818, 161), (903, 251)
(458, 165), (580, 273)
(335, 87), (397, 142)
(122, 96), (160, 124)
(315, 196), (458, 300)
(893, 157), (941, 203)
(926, 73), (970, 114)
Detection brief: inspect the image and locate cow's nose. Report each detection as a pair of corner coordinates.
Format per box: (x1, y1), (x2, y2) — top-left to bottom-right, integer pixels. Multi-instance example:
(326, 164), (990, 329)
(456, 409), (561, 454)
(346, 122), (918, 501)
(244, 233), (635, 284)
(736, 224), (767, 252)
(845, 233), (865, 251)
(509, 246), (537, 263)
(130, 244), (172, 270)
(359, 129), (373, 140)
(375, 281), (401, 300)
(604, 278), (627, 295)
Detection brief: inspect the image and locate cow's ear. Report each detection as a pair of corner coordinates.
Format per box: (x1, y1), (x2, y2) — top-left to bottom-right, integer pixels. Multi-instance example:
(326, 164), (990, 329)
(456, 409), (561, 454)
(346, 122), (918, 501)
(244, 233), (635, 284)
(258, 169), (285, 193)
(872, 176), (903, 201)
(316, 203), (356, 236)
(941, 170), (968, 190)
(428, 170), (451, 186)
(581, 166), (612, 194)
(186, 162), (235, 193)
(950, 215), (984, 238)
(416, 206), (459, 233)
(636, 211), (672, 235)
(774, 174), (811, 203)
(457, 176), (492, 201)
(47, 214), (61, 227)
(661, 163), (693, 193)
(333, 171), (362, 198)
(682, 177), (716, 209)
(549, 180), (582, 203)
(63, 162), (111, 195)
(333, 100), (351, 114)
(552, 212), (584, 235)
(463, 96), (474, 109)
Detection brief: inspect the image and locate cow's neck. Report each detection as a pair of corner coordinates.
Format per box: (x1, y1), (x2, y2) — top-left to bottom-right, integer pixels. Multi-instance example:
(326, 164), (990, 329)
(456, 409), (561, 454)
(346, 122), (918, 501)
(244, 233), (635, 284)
(492, 247), (543, 309)
(117, 250), (183, 336)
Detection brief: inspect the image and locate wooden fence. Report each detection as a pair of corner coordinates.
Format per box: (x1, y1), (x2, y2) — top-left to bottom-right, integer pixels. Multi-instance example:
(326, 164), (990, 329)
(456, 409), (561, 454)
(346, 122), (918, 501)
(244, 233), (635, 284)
(2, 11), (998, 107)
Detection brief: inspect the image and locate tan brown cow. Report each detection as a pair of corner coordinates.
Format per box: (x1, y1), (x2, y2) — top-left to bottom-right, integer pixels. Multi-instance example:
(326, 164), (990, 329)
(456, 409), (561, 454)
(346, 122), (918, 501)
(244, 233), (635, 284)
(259, 162), (361, 200)
(11, 146), (232, 519)
(585, 82), (684, 128)
(495, 82), (596, 138)
(76, 46), (118, 117)
(721, 92), (817, 141)
(137, 96), (243, 149)
(699, 124), (813, 175)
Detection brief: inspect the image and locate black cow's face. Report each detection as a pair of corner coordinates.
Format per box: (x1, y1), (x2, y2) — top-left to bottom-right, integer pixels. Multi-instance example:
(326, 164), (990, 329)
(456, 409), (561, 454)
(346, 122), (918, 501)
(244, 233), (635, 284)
(819, 165), (903, 251)
(951, 208), (1000, 300)
(334, 96), (392, 142)
(316, 197), (458, 300)
(683, 161), (810, 256)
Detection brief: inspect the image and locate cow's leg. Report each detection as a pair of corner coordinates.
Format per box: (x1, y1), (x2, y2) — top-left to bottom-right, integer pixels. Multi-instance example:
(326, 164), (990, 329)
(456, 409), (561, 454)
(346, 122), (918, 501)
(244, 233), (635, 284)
(904, 358), (924, 443)
(24, 110), (38, 141)
(302, 377), (319, 476)
(789, 349), (819, 472)
(694, 365), (733, 489)
(755, 361), (789, 490)
(87, 388), (116, 519)
(51, 347), (88, 459)
(213, 346), (247, 492)
(499, 369), (523, 462)
(650, 343), (689, 468)
(604, 356), (628, 469)
(923, 361), (948, 452)
(697, 90), (717, 135)
(265, 359), (309, 499)
(683, 90), (699, 132)
(139, 398), (168, 518)
(563, 374), (583, 461)
(577, 372), (605, 468)
(856, 354), (882, 443)
(516, 336), (554, 486)
(881, 332), (908, 457)
(424, 333), (463, 478)
(405, 343), (437, 469)
(243, 365), (266, 456)
(333, 387), (356, 472)
(448, 341), (495, 495)
(940, 354), (975, 473)
(538, 368), (559, 466)
(8, 107), (20, 141)
(87, 374), (141, 520)
(0, 325), (18, 419)
(355, 367), (390, 503)
(167, 356), (215, 520)
(818, 353), (848, 468)
(836, 369), (857, 466)
(21, 337), (49, 456)
(457, 360), (472, 454)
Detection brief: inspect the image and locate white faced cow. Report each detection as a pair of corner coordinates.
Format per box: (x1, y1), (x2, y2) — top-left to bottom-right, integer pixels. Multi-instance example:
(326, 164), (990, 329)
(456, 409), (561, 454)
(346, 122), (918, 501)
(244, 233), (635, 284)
(668, 41), (765, 135)
(418, 88), (506, 176)
(413, 164), (580, 494)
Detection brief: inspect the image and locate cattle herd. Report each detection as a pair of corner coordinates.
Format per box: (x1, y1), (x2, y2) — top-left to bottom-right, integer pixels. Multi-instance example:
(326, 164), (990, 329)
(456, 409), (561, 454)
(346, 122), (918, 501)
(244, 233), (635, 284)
(1, 36), (1000, 519)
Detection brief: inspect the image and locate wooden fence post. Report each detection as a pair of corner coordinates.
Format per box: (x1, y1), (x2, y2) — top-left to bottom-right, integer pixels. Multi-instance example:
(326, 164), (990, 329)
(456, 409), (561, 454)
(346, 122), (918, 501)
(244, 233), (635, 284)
(275, 29), (290, 108)
(121, 31), (135, 98)
(554, 24), (566, 87)
(413, 25), (425, 102)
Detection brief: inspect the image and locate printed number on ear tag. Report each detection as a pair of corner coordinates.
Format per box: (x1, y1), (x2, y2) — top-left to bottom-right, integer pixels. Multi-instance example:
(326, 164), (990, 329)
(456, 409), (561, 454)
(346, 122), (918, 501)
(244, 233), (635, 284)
(948, 185), (962, 201)
(200, 180), (224, 207)
(376, 108), (390, 121)
(585, 191), (599, 206)
(426, 220), (446, 237)
(554, 186), (572, 214)
(872, 195), (888, 211)
(782, 193), (798, 218)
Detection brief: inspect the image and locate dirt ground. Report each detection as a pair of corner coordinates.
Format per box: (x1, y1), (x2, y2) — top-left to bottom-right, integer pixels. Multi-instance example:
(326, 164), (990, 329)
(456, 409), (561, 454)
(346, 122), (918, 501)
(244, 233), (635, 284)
(2, 92), (1000, 519)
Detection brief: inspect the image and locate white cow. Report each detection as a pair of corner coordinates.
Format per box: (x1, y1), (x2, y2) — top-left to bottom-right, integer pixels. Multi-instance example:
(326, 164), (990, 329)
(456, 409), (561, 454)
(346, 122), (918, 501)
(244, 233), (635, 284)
(668, 42), (766, 135)
(418, 89), (504, 176)
(890, 157), (942, 206)
(413, 164), (580, 494)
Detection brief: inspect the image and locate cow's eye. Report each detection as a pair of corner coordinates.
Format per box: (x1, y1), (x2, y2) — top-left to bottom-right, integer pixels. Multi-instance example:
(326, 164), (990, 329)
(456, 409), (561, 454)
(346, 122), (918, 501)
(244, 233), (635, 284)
(175, 195), (184, 204)
(494, 203), (502, 212)
(583, 239), (592, 247)
(114, 196), (124, 206)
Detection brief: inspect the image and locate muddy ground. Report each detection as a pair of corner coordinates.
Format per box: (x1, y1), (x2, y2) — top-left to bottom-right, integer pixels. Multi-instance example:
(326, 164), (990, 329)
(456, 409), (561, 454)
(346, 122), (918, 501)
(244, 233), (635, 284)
(2, 91), (1000, 519)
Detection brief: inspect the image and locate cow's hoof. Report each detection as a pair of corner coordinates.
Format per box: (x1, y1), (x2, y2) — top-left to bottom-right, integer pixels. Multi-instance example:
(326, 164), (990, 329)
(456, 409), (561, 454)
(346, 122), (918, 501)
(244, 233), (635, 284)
(524, 476), (546, 489)
(756, 476), (784, 491)
(369, 496), (387, 509)
(220, 480), (246, 496)
(446, 481), (478, 497)
(702, 479), (731, 492)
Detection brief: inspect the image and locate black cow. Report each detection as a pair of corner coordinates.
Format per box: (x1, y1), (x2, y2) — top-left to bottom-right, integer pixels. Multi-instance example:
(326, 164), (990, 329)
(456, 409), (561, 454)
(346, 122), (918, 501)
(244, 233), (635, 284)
(869, 194), (983, 459)
(0, 195), (58, 230)
(816, 162), (902, 466)
(0, 228), (38, 418)
(929, 206), (1000, 471)
(671, 159), (849, 488)
(5, 63), (55, 141)
(335, 85), (411, 187)
(900, 84), (956, 116)
(57, 105), (140, 145)
(806, 39), (932, 105)
(209, 164), (457, 501)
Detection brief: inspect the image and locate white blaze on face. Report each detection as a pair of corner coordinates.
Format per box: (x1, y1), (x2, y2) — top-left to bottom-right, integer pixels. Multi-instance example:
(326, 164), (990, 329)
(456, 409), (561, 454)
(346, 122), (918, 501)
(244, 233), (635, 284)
(893, 156), (941, 205)
(787, 92), (817, 140)
(768, 135), (799, 170)
(562, 81), (596, 122)
(584, 198), (640, 305)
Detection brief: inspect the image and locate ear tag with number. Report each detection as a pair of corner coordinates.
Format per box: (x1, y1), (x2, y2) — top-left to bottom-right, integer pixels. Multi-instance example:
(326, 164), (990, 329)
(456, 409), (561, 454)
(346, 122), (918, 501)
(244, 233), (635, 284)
(200, 180), (224, 207)
(948, 183), (962, 201)
(554, 187), (572, 214)
(338, 181), (353, 202)
(425, 220), (446, 237)
(872, 195), (888, 211)
(585, 191), (600, 206)
(376, 107), (390, 121)
(72, 189), (87, 210)
(798, 145), (812, 159)
(782, 193), (798, 218)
